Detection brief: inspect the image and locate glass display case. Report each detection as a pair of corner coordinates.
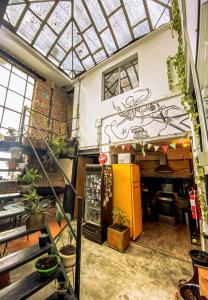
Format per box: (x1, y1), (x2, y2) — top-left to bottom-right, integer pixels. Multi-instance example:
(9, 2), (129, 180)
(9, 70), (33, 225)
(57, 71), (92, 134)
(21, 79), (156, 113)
(82, 164), (113, 244)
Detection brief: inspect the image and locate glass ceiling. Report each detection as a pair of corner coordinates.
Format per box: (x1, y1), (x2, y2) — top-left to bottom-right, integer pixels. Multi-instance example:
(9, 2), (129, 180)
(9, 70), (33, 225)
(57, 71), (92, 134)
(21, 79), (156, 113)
(3, 0), (172, 80)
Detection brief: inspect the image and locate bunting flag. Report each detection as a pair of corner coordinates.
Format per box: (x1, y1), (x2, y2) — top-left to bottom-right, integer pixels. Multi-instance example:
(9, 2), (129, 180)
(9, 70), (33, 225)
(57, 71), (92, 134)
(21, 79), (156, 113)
(132, 143), (137, 150)
(162, 145), (169, 153)
(122, 145), (125, 151)
(141, 146), (146, 156)
(169, 143), (176, 149)
(154, 145), (160, 152)
(147, 143), (153, 150)
(114, 143), (119, 149)
(142, 141), (147, 146)
(125, 144), (131, 151)
(179, 138), (184, 144)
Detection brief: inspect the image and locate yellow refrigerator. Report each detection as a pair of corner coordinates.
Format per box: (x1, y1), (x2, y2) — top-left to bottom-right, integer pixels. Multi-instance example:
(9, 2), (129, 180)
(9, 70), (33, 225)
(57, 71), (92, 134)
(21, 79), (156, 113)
(112, 164), (142, 240)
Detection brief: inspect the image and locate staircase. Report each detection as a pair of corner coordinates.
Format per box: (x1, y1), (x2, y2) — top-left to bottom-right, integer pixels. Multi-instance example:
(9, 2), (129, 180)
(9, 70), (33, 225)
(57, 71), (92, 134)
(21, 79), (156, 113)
(0, 107), (83, 299)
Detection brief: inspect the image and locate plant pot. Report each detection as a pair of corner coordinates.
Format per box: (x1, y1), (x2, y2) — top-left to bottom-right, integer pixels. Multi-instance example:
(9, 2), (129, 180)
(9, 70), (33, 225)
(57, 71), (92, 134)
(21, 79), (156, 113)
(25, 214), (46, 230)
(21, 184), (33, 194)
(107, 224), (130, 252)
(7, 161), (17, 170)
(10, 147), (22, 160)
(58, 245), (76, 273)
(0, 272), (11, 289)
(4, 136), (16, 142)
(189, 249), (208, 268)
(178, 279), (200, 300)
(35, 255), (60, 277)
(55, 281), (68, 294)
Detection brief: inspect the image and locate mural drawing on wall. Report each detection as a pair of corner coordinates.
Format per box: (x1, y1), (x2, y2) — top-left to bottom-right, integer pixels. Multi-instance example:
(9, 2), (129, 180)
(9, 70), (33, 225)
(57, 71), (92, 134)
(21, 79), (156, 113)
(103, 88), (190, 143)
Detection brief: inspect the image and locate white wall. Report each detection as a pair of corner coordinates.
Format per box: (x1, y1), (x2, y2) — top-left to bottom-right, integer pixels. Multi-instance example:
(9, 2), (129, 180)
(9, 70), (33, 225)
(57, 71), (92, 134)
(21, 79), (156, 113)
(185, 0), (199, 62)
(73, 25), (191, 149)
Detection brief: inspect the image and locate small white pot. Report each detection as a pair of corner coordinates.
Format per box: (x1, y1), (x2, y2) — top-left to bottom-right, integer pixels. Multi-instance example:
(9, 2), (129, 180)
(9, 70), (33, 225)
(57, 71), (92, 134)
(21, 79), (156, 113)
(58, 246), (76, 274)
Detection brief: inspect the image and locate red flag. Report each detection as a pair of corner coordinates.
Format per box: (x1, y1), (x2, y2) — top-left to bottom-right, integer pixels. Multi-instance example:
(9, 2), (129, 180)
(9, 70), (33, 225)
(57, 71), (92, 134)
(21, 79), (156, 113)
(125, 144), (131, 151)
(162, 145), (168, 152)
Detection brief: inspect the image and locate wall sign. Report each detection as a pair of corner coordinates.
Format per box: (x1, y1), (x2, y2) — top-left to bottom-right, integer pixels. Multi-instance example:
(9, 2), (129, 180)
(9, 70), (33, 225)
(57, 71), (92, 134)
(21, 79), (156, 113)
(99, 153), (108, 164)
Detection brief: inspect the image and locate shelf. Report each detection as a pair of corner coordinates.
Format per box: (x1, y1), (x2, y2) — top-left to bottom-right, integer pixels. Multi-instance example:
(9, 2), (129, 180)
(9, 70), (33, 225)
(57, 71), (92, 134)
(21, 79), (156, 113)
(0, 268), (62, 300)
(0, 243), (51, 275)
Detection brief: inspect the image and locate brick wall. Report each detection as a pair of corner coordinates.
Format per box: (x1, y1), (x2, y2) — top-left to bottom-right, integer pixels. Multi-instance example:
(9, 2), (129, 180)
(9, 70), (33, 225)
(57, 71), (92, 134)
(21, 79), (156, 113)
(28, 79), (73, 141)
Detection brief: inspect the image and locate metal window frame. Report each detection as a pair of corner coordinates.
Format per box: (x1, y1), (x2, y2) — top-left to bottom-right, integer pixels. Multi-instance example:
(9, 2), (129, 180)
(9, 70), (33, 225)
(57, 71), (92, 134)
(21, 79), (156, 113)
(0, 57), (35, 133)
(102, 53), (139, 101)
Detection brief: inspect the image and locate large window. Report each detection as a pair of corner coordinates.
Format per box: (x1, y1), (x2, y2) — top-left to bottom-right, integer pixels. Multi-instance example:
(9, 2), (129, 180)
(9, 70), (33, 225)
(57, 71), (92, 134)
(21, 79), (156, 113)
(0, 57), (35, 135)
(103, 56), (139, 100)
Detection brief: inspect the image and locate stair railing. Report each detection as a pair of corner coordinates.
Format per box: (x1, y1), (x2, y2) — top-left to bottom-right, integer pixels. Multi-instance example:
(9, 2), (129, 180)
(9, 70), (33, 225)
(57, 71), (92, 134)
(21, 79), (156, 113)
(20, 106), (83, 299)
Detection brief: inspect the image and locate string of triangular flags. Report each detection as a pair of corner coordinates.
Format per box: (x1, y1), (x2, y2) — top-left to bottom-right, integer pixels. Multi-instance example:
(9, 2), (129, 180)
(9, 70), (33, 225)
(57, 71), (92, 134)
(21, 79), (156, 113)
(113, 141), (181, 156)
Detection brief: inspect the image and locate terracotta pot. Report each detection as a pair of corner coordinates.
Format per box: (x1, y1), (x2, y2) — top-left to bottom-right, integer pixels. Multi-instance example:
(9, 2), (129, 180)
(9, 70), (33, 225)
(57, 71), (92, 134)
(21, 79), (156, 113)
(7, 161), (17, 170)
(26, 214), (46, 230)
(0, 272), (11, 289)
(58, 246), (76, 273)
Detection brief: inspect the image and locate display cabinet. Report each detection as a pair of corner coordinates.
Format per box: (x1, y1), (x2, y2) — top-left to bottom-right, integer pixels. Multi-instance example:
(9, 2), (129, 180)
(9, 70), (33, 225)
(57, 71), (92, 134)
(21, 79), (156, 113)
(82, 164), (112, 244)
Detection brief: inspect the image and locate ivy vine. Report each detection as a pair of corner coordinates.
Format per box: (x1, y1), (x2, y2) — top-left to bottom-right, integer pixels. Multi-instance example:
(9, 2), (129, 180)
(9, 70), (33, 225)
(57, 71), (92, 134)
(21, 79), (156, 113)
(168, 0), (208, 228)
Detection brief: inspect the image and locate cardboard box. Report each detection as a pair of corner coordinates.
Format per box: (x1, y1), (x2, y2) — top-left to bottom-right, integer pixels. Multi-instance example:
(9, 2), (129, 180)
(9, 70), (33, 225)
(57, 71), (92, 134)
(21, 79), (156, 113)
(118, 153), (135, 164)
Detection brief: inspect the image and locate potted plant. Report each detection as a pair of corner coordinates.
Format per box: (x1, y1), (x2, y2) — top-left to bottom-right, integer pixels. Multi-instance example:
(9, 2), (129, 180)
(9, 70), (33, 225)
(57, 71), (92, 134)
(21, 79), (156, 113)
(9, 146), (22, 160)
(56, 208), (76, 273)
(35, 254), (60, 277)
(23, 188), (51, 230)
(107, 207), (130, 252)
(4, 127), (17, 142)
(17, 168), (41, 193)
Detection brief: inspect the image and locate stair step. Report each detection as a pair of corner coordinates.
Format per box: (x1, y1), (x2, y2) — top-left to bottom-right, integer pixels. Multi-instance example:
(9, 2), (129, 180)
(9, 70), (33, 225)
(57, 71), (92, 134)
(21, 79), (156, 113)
(0, 268), (62, 300)
(0, 242), (51, 275)
(45, 291), (75, 300)
(0, 225), (45, 244)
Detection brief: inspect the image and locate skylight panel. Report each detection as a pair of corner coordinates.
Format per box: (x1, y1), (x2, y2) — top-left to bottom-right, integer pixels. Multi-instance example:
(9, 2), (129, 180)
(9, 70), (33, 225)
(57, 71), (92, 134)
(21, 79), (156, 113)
(82, 56), (94, 70)
(101, 29), (117, 55)
(61, 52), (73, 70)
(58, 22), (81, 52)
(72, 53), (84, 72)
(133, 20), (150, 38)
(85, 0), (107, 32)
(74, 0), (91, 32)
(5, 4), (26, 27)
(147, 0), (169, 28)
(17, 10), (41, 43)
(109, 9), (132, 48)
(83, 27), (102, 53)
(48, 55), (60, 66)
(47, 1), (71, 34)
(8, 0), (25, 4)
(123, 0), (146, 26)
(156, 0), (170, 4)
(34, 25), (56, 56)
(154, 8), (170, 29)
(103, 0), (121, 16)
(51, 45), (66, 62)
(30, 2), (54, 20)
(75, 42), (89, 59)
(93, 50), (106, 63)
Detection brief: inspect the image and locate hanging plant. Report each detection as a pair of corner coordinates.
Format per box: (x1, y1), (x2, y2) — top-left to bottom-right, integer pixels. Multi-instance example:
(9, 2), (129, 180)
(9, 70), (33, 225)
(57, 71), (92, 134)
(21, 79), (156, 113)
(168, 0), (208, 234)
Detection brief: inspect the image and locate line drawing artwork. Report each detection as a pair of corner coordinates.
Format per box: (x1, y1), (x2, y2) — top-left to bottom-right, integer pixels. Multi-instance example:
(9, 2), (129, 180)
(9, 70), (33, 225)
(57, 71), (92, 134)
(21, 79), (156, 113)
(103, 88), (190, 142)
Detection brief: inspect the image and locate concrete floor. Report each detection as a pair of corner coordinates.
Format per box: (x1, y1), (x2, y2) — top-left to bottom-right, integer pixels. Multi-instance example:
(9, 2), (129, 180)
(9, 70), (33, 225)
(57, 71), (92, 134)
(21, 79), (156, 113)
(10, 236), (193, 300)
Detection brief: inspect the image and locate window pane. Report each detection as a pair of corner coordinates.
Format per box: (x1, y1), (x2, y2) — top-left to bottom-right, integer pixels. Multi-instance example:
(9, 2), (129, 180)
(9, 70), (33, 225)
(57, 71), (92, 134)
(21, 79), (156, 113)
(9, 73), (26, 95)
(0, 66), (10, 87)
(5, 90), (24, 113)
(120, 60), (139, 93)
(28, 76), (35, 84)
(104, 68), (119, 100)
(2, 109), (21, 131)
(0, 85), (7, 106)
(24, 98), (32, 110)
(0, 107), (3, 121)
(0, 58), (11, 70)
(12, 66), (27, 80)
(25, 83), (34, 100)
